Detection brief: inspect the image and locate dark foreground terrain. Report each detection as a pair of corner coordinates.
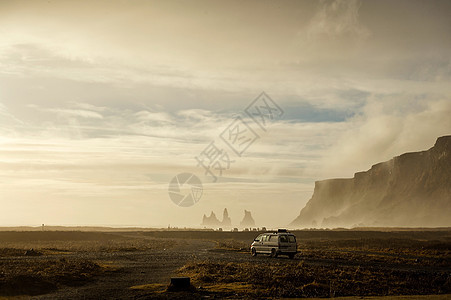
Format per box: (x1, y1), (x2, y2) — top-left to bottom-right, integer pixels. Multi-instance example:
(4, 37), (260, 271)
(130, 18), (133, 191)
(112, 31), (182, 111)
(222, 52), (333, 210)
(0, 229), (450, 299)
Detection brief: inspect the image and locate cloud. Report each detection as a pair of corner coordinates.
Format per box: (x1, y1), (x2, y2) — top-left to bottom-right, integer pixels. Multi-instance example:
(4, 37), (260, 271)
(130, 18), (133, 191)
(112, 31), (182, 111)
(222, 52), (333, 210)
(316, 95), (451, 178)
(135, 111), (173, 124)
(307, 0), (370, 40)
(0, 102), (25, 129)
(72, 102), (107, 112)
(177, 109), (214, 121)
(45, 108), (103, 119)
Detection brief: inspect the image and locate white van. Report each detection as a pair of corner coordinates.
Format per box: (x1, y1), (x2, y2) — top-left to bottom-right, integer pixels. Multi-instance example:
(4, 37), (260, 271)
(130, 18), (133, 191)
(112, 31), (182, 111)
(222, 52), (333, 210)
(250, 229), (297, 258)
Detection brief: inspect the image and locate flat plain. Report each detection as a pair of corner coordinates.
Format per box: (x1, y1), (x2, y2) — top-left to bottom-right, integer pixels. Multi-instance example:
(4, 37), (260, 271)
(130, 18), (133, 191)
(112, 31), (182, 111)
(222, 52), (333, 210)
(0, 229), (450, 299)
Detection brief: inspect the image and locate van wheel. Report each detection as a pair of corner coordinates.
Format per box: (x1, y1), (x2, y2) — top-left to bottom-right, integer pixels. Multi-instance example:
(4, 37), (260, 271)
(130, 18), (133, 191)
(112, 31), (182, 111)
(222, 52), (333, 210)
(270, 248), (278, 258)
(288, 253), (295, 259)
(251, 248), (257, 257)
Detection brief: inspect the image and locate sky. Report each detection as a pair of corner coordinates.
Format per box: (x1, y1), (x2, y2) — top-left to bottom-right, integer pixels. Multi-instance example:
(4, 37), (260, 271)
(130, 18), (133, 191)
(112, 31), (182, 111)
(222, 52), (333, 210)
(0, 0), (450, 228)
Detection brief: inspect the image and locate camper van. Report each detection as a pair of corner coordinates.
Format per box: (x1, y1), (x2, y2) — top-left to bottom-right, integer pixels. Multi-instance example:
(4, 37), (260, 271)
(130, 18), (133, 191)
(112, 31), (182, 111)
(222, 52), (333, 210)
(250, 229), (297, 258)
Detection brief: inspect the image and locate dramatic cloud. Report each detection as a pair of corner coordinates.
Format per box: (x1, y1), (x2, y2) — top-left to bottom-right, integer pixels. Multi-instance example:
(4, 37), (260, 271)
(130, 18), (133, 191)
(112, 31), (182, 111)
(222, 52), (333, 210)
(0, 0), (449, 227)
(317, 97), (451, 178)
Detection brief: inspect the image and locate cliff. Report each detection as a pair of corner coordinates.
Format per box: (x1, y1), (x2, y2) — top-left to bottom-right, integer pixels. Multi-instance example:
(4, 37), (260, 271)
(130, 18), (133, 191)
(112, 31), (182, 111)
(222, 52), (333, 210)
(290, 136), (451, 228)
(240, 210), (256, 227)
(222, 208), (232, 226)
(202, 211), (221, 227)
(201, 208), (233, 227)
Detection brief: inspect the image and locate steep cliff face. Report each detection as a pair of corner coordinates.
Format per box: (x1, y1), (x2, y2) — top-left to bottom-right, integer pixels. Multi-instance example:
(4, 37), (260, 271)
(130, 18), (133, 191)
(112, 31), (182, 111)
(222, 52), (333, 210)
(291, 136), (451, 228)
(222, 208), (232, 226)
(201, 208), (233, 227)
(240, 210), (256, 227)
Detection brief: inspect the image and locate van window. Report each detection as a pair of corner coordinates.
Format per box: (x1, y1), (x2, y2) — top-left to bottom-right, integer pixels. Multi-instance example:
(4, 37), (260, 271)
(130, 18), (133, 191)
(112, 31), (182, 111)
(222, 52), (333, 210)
(279, 235), (288, 243)
(288, 235), (296, 243)
(254, 234), (262, 242)
(268, 235), (275, 241)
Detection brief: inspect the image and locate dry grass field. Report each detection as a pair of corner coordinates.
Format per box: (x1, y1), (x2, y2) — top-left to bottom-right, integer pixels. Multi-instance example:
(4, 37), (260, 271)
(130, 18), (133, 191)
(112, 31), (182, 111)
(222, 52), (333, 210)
(0, 229), (449, 299)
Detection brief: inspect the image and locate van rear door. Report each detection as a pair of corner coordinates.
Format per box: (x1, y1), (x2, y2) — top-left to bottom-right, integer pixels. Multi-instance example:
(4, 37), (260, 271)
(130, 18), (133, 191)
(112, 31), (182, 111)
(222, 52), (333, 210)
(287, 235), (297, 252)
(278, 234), (290, 252)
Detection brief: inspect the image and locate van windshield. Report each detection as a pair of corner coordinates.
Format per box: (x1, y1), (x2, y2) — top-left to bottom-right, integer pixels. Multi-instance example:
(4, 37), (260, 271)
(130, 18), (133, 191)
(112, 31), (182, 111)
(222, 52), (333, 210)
(288, 235), (296, 243)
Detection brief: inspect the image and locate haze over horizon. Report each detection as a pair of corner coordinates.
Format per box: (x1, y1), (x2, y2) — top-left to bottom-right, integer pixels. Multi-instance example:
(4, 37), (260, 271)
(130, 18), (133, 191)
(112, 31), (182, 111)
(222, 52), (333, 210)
(1, 0), (450, 228)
